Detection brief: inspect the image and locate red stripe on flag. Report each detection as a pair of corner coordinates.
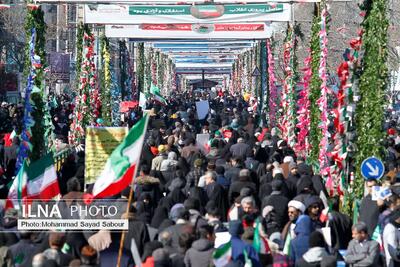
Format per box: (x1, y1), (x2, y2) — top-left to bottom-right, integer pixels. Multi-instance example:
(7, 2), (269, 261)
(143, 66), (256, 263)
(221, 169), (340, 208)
(262, 236), (271, 254)
(39, 181), (60, 200)
(95, 164), (136, 199)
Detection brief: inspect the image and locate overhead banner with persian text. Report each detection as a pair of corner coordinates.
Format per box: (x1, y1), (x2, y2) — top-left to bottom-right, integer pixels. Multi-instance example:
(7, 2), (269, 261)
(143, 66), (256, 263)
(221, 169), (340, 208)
(85, 127), (128, 185)
(84, 3), (291, 24)
(105, 23), (275, 39)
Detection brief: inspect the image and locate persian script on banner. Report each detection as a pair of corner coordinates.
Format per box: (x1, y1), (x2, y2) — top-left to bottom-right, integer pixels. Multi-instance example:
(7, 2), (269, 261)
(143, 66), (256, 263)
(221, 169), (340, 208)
(85, 127), (128, 185)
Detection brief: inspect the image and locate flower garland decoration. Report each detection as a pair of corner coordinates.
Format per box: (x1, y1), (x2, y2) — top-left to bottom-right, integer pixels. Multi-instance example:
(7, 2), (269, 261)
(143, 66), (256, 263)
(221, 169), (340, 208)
(308, 7), (323, 166)
(83, 31), (100, 124)
(317, 2), (331, 180)
(151, 49), (157, 86)
(171, 61), (177, 90)
(354, 0), (388, 200)
(260, 40), (267, 113)
(144, 47), (151, 92)
(16, 28), (38, 172)
(295, 53), (312, 157)
(267, 39), (278, 128)
(137, 43), (145, 93)
(330, 30), (363, 197)
(280, 26), (297, 148)
(69, 27), (99, 145)
(100, 35), (112, 126)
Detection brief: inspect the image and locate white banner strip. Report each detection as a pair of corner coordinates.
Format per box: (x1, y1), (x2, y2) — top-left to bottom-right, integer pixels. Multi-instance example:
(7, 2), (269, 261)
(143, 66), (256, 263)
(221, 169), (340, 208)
(18, 219), (129, 231)
(105, 23), (274, 39)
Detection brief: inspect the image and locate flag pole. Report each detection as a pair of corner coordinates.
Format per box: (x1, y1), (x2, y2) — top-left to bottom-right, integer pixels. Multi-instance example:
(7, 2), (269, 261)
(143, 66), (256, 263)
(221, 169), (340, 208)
(116, 112), (149, 267)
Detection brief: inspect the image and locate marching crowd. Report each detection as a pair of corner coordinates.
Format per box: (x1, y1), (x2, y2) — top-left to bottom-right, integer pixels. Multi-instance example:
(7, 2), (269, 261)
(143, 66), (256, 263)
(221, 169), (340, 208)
(0, 91), (400, 267)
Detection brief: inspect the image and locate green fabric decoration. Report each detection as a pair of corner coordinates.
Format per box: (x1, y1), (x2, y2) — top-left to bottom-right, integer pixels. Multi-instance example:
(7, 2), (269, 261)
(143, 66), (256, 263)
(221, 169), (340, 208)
(354, 0), (388, 200)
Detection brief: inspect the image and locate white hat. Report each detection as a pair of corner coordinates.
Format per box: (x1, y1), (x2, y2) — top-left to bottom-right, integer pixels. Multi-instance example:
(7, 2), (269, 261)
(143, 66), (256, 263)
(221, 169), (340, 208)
(262, 205), (274, 218)
(288, 200), (306, 213)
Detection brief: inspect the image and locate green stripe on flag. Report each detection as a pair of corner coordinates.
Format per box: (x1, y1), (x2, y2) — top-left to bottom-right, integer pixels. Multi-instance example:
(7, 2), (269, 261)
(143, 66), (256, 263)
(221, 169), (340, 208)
(283, 231), (291, 256)
(213, 241), (231, 259)
(109, 113), (148, 179)
(17, 161), (27, 201)
(372, 225), (381, 241)
(150, 84), (160, 95)
(26, 153), (54, 180)
(253, 218), (261, 252)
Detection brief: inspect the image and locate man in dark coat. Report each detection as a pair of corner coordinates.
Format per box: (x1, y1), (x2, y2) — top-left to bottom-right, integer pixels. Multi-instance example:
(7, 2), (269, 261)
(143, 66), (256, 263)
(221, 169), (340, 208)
(228, 171), (256, 204)
(329, 196), (352, 251)
(224, 157), (243, 184)
(206, 173), (229, 222)
(261, 180), (289, 231)
(123, 209), (151, 258)
(359, 179), (380, 236)
(230, 138), (252, 160)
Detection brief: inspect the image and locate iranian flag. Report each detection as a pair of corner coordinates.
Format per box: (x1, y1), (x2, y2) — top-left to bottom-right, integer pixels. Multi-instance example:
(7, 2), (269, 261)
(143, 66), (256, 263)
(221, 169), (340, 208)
(6, 154), (60, 209)
(253, 218), (271, 254)
(213, 241), (232, 267)
(85, 113), (149, 202)
(150, 84), (167, 105)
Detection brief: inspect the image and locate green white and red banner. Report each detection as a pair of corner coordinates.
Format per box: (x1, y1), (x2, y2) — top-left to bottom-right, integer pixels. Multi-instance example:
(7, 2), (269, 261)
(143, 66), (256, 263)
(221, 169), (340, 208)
(84, 3), (291, 24)
(105, 23), (275, 39)
(6, 154), (60, 209)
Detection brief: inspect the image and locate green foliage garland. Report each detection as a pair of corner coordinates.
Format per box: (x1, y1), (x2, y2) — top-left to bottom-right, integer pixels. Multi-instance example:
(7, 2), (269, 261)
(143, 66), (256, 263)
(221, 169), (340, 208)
(24, 6), (46, 161)
(75, 22), (84, 87)
(308, 5), (323, 166)
(100, 35), (111, 126)
(354, 0), (388, 200)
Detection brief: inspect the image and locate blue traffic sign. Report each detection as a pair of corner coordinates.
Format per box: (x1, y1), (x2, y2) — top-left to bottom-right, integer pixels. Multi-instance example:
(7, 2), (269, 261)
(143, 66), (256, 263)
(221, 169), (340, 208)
(361, 157), (385, 180)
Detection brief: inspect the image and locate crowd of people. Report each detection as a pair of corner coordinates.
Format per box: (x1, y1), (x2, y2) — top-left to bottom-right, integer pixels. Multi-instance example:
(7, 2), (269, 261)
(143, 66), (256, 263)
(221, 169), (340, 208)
(0, 90), (400, 267)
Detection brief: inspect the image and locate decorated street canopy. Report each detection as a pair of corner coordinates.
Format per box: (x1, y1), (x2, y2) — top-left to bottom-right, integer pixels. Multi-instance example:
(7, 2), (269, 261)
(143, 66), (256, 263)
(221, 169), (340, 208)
(11, 0), (392, 222)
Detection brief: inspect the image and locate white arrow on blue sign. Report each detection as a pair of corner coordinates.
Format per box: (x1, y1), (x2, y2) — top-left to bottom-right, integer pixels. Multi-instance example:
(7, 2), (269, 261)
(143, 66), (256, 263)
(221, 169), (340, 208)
(361, 156), (385, 180)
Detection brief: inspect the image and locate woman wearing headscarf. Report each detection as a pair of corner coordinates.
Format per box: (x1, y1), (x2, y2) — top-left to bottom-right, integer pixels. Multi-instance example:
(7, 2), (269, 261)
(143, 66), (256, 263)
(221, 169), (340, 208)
(187, 187), (208, 213)
(163, 188), (187, 211)
(135, 165), (162, 208)
(136, 193), (155, 224)
(177, 157), (190, 176)
(151, 205), (169, 229)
